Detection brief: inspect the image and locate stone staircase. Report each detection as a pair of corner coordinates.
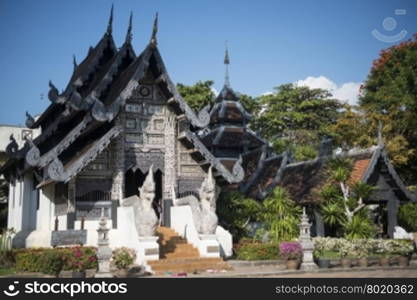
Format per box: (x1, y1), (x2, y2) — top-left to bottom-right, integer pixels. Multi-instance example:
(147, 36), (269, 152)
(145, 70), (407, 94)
(148, 227), (231, 275)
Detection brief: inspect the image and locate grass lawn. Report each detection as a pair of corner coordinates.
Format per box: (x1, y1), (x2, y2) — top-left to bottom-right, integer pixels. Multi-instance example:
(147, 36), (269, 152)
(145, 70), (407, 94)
(0, 268), (16, 276)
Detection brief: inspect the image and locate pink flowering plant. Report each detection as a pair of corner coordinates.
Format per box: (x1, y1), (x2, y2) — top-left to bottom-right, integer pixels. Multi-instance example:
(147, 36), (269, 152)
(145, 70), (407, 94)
(279, 242), (302, 260)
(62, 246), (97, 271)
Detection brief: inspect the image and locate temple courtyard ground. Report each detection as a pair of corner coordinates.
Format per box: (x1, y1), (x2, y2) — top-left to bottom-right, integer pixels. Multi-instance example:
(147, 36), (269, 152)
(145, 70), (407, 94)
(0, 265), (416, 278)
(1, 259), (416, 278)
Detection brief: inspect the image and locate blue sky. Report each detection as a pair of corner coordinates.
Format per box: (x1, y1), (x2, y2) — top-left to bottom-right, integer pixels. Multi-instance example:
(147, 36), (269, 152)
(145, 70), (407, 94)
(0, 0), (416, 125)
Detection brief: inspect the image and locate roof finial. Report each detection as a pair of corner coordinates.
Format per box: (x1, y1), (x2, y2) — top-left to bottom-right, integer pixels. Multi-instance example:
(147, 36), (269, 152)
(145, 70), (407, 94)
(377, 120), (384, 147)
(224, 41), (230, 87)
(106, 4), (114, 35)
(125, 11), (133, 44)
(150, 12), (158, 47)
(72, 54), (77, 70)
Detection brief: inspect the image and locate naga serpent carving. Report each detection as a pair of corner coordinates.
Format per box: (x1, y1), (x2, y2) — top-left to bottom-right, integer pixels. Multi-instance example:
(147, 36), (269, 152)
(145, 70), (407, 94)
(172, 167), (218, 235)
(121, 165), (159, 237)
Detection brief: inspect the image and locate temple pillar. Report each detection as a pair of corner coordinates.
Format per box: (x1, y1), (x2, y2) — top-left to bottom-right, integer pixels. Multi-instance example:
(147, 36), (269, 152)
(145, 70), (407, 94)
(7, 180), (17, 230)
(111, 115), (125, 229)
(67, 178), (76, 230)
(22, 173), (36, 232)
(38, 185), (54, 230)
(162, 114), (177, 226)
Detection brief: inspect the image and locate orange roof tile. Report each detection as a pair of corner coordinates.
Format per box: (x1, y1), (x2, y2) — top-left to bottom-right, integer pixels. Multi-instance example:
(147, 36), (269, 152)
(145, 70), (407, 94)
(349, 159), (371, 185)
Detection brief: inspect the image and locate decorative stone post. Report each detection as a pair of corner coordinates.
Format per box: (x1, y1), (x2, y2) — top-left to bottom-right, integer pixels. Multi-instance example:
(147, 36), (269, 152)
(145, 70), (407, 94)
(95, 208), (113, 278)
(162, 114), (177, 226)
(298, 207), (318, 271)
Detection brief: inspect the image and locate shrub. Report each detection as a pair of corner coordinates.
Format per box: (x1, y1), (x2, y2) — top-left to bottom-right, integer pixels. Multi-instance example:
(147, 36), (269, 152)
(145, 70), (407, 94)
(313, 237), (414, 258)
(0, 251), (14, 269)
(353, 239), (375, 258)
(279, 242), (302, 260)
(62, 246), (97, 271)
(14, 247), (97, 275)
(216, 191), (263, 242)
(398, 203), (417, 232)
(39, 251), (63, 276)
(235, 241), (280, 260)
(386, 239), (414, 256)
(15, 251), (43, 273)
(343, 214), (376, 239)
(260, 187), (301, 243)
(112, 247), (136, 269)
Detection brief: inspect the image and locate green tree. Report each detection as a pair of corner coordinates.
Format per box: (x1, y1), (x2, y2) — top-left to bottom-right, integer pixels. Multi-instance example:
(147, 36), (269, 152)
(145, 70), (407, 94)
(319, 158), (376, 238)
(252, 84), (344, 159)
(177, 80), (259, 115)
(359, 35), (417, 183)
(239, 94), (260, 116)
(177, 80), (216, 111)
(331, 108), (415, 173)
(329, 107), (372, 151)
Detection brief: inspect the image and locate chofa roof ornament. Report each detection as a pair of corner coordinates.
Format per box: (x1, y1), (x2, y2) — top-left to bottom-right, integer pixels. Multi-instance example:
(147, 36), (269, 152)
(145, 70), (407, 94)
(106, 4), (114, 36)
(5, 134), (18, 157)
(25, 111), (35, 128)
(150, 12), (158, 47)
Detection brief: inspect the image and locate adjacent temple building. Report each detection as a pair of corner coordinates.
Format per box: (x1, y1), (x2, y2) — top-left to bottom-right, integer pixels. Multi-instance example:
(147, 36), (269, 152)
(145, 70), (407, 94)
(1, 8), (415, 268)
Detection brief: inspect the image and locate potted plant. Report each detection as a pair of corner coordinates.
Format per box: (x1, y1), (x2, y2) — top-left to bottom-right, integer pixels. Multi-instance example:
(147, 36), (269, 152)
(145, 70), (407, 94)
(313, 237), (332, 268)
(112, 247), (136, 277)
(355, 240), (371, 267)
(339, 240), (354, 268)
(390, 240), (414, 267)
(375, 240), (391, 267)
(279, 242), (302, 270)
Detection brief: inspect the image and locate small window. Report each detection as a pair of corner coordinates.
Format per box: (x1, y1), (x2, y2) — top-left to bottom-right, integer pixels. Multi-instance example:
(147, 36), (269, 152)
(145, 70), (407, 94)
(22, 129), (32, 140)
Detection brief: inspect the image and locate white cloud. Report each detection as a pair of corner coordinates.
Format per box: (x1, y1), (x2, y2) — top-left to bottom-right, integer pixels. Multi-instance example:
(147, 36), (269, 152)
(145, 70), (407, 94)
(295, 76), (361, 106)
(261, 91), (273, 96)
(210, 87), (218, 96)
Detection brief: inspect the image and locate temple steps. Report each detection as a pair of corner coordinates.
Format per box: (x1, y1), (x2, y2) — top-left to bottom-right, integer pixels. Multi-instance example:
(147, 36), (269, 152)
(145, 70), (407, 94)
(149, 227), (231, 275)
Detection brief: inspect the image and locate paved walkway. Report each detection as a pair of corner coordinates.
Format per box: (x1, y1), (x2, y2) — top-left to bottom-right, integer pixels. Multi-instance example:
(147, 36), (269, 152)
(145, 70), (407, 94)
(2, 265), (416, 278)
(264, 269), (417, 278)
(150, 265), (417, 278)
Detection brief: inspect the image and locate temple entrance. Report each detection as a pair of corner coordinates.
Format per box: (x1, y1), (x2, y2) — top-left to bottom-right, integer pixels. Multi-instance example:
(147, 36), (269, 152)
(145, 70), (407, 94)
(124, 168), (163, 219)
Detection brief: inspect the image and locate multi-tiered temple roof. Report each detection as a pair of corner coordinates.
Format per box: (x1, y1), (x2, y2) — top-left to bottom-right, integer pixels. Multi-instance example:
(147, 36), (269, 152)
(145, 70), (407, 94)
(200, 47), (266, 174)
(1, 8), (246, 188)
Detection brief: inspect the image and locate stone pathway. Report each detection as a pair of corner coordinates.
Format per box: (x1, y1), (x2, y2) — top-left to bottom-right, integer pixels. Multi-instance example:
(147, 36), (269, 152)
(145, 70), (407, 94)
(2, 265), (416, 278)
(268, 269), (417, 278)
(152, 265), (417, 278)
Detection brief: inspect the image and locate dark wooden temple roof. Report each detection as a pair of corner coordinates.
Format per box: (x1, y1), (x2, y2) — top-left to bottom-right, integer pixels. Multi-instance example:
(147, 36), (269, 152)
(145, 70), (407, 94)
(199, 48), (270, 181)
(1, 11), (244, 186)
(200, 126), (264, 150)
(209, 86), (251, 126)
(238, 147), (288, 200)
(277, 146), (416, 204)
